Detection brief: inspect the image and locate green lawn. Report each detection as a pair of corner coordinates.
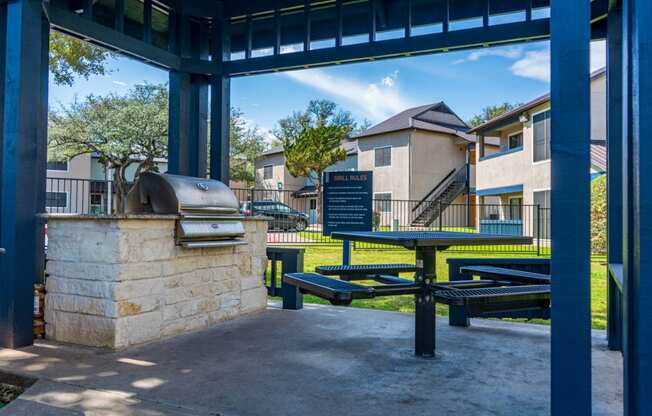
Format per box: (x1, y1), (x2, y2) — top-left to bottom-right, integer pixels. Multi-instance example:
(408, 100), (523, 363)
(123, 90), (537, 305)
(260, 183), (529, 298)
(269, 246), (608, 329)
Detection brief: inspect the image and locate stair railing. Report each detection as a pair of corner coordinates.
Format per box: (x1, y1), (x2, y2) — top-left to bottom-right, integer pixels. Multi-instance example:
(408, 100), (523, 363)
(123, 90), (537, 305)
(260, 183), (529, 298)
(412, 165), (468, 216)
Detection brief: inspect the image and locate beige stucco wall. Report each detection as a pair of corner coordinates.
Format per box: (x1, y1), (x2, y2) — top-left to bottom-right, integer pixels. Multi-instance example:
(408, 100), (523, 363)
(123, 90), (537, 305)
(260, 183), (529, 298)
(409, 130), (467, 201)
(357, 131), (411, 201)
(45, 216), (268, 349)
(254, 152), (305, 193)
(46, 154), (93, 213)
(591, 74), (607, 141)
(356, 129), (474, 228)
(47, 153), (92, 179)
(357, 129), (470, 203)
(475, 73), (606, 208)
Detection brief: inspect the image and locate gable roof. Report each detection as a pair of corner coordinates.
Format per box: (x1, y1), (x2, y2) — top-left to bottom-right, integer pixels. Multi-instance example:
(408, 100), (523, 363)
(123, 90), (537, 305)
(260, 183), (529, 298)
(468, 67), (607, 135)
(258, 140), (358, 159)
(355, 102), (472, 140)
(261, 146), (284, 156)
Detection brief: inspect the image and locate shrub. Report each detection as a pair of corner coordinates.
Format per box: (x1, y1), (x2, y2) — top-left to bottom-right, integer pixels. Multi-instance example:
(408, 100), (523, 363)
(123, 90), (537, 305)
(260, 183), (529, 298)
(591, 175), (607, 255)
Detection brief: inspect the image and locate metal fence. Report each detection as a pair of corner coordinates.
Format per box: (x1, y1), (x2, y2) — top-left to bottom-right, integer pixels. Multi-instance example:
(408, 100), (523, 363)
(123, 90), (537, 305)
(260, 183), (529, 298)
(231, 188), (551, 256)
(46, 177), (113, 215)
(45, 178), (551, 255)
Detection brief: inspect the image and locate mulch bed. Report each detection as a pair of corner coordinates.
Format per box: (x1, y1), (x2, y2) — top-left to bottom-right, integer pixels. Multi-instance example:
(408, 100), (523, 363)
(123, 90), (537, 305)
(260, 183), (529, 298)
(0, 372), (35, 408)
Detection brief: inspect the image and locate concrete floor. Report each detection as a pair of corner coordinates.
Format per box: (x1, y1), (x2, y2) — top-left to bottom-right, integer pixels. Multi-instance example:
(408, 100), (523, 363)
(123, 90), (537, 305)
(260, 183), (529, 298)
(0, 303), (622, 416)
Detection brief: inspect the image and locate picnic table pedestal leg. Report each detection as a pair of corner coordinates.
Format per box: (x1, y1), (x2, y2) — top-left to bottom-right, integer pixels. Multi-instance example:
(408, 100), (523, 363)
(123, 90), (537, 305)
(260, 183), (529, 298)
(414, 247), (436, 357)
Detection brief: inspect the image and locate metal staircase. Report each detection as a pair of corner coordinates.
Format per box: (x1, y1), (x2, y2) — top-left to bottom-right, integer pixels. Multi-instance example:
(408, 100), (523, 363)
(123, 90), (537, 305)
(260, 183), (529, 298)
(411, 166), (468, 227)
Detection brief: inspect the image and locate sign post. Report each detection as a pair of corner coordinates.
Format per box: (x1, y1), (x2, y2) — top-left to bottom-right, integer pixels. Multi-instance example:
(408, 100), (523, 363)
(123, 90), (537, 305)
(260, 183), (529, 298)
(322, 171), (373, 265)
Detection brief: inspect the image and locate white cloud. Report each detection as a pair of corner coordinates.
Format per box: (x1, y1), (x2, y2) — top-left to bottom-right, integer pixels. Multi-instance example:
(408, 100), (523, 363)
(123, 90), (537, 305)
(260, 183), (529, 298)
(381, 70), (399, 87)
(284, 68), (413, 122)
(509, 40), (607, 83)
(453, 46), (523, 64)
(112, 80), (128, 87)
(510, 49), (551, 82)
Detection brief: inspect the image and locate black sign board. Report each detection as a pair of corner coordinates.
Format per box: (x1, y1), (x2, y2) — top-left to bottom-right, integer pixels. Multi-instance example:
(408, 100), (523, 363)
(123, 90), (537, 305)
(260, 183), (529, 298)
(322, 171), (373, 236)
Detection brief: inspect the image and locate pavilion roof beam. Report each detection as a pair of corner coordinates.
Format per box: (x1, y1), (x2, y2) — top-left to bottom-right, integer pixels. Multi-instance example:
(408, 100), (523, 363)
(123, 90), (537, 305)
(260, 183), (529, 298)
(115, 0), (125, 32)
(143, 0), (153, 44)
(45, 2), (215, 74)
(224, 18), (550, 76)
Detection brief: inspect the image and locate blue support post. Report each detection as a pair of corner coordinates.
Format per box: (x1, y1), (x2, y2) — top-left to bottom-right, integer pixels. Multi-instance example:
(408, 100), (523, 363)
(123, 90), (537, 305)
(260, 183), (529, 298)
(550, 0), (592, 414)
(209, 5), (230, 183)
(0, 0), (49, 348)
(209, 75), (230, 182)
(606, 1), (624, 352)
(167, 15), (208, 178)
(624, 0), (652, 413)
(342, 240), (351, 266)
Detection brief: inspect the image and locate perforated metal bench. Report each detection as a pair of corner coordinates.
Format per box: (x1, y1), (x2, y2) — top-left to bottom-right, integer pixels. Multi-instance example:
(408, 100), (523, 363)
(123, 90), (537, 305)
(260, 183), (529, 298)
(283, 272), (419, 306)
(434, 285), (551, 317)
(315, 264), (416, 284)
(459, 266), (551, 285)
(446, 258), (551, 327)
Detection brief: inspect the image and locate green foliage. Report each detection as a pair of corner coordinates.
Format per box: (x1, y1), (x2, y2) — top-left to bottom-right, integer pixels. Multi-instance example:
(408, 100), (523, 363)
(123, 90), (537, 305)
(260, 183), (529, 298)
(275, 100), (357, 219)
(230, 108), (268, 186)
(468, 102), (522, 128)
(591, 175), (607, 254)
(48, 84), (168, 212)
(275, 100), (355, 180)
(49, 32), (112, 86)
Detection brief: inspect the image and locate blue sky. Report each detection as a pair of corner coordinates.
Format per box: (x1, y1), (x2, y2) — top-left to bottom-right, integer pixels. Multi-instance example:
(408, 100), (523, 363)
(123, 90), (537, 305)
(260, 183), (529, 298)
(49, 40), (605, 143)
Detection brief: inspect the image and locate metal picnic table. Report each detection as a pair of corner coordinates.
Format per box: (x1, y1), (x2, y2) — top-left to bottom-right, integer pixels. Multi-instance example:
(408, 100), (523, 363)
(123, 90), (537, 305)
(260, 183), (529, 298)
(330, 231), (533, 357)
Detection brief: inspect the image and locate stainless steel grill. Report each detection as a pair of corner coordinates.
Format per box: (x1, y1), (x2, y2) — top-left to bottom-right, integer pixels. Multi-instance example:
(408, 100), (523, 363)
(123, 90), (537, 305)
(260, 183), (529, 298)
(125, 172), (246, 249)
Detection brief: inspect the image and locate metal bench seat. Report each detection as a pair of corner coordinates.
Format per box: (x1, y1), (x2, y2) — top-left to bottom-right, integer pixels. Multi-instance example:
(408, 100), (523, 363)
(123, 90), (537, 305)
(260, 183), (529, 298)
(434, 285), (551, 316)
(460, 266), (551, 285)
(315, 263), (416, 276)
(283, 272), (419, 306)
(315, 264), (416, 284)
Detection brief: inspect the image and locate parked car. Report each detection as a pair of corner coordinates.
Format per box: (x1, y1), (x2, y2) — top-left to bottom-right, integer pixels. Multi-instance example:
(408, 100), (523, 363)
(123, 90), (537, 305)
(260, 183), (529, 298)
(241, 201), (309, 232)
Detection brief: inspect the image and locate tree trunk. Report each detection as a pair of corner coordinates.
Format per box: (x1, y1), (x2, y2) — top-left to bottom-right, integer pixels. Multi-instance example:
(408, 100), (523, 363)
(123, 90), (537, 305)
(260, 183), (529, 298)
(112, 166), (129, 214)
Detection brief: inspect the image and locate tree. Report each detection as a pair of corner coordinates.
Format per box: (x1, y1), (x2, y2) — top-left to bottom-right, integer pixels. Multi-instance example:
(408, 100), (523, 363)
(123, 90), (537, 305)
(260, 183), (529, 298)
(468, 102), (522, 128)
(50, 32), (113, 86)
(275, 100), (357, 218)
(230, 108), (268, 186)
(48, 84), (168, 213)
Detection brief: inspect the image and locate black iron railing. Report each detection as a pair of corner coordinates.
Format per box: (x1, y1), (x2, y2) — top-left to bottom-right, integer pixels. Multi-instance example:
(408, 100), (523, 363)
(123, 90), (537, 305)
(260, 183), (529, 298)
(46, 178), (550, 255)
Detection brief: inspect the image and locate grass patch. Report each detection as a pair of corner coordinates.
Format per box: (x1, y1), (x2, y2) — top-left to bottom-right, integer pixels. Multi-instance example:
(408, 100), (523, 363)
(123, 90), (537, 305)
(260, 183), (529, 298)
(268, 246), (607, 330)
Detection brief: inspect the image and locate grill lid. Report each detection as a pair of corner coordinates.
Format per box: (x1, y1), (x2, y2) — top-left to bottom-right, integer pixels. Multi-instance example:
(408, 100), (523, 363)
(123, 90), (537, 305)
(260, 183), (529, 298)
(126, 172), (240, 216)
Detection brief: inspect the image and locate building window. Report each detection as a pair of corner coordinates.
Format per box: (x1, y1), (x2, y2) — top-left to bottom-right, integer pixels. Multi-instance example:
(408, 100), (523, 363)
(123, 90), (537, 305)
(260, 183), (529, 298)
(508, 197), (523, 220)
(46, 192), (67, 208)
(90, 193), (105, 214)
(533, 190), (551, 239)
(375, 193), (392, 213)
(533, 110), (551, 162)
(47, 160), (68, 171)
(263, 165), (273, 180)
(374, 146), (391, 167)
(508, 132), (523, 150)
(533, 190), (550, 209)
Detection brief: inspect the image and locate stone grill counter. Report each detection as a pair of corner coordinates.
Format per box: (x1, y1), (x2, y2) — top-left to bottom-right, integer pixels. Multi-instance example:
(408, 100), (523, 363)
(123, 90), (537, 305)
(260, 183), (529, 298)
(44, 215), (268, 349)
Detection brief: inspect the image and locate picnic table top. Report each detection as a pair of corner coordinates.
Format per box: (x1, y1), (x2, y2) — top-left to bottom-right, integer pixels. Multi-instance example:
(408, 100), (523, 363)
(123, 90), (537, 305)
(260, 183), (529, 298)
(330, 231), (533, 249)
